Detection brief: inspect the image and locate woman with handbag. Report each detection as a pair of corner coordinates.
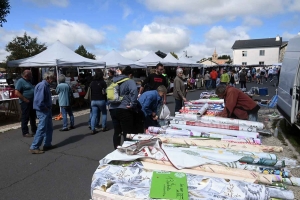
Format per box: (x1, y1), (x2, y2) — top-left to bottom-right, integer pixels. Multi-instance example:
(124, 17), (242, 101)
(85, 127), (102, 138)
(90, 71), (108, 134)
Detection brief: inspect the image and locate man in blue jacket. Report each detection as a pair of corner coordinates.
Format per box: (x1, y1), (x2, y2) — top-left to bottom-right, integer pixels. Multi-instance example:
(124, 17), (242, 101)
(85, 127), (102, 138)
(138, 85), (167, 130)
(29, 71), (55, 154)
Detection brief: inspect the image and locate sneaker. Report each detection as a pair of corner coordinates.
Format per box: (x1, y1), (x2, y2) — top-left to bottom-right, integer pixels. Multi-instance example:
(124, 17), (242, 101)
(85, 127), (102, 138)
(69, 126), (75, 129)
(23, 133), (34, 137)
(59, 128), (69, 131)
(101, 127), (109, 132)
(96, 124), (102, 129)
(91, 130), (98, 135)
(43, 145), (57, 151)
(29, 149), (44, 154)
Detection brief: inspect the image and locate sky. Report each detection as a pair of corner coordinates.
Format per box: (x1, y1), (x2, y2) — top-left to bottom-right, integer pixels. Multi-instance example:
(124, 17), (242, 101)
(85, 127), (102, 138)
(0, 0), (300, 62)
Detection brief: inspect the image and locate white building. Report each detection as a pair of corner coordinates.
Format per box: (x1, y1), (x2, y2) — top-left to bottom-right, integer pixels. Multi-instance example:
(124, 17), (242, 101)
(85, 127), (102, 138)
(232, 36), (288, 65)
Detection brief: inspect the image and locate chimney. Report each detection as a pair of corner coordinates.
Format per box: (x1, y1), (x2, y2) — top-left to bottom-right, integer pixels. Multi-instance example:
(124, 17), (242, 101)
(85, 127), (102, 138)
(275, 35), (280, 41)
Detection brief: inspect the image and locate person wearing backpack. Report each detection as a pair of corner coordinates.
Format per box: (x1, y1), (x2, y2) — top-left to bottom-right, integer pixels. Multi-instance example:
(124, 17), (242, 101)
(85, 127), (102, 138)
(90, 71), (107, 134)
(108, 66), (139, 149)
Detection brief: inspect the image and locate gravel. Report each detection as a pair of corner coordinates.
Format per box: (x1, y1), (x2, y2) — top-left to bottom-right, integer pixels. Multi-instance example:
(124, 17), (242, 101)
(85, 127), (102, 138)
(259, 109), (300, 199)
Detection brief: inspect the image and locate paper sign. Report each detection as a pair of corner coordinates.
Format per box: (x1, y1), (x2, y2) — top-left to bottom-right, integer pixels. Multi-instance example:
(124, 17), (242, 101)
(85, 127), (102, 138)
(150, 171), (188, 200)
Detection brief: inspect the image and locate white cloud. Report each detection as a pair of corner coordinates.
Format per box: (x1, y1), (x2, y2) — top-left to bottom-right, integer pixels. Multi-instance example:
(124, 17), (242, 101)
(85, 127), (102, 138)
(0, 28), (28, 61)
(142, 0), (288, 25)
(0, 20), (106, 61)
(23, 0), (69, 7)
(122, 22), (190, 53)
(282, 31), (297, 40)
(121, 49), (150, 61)
(289, 0), (300, 11)
(35, 20), (106, 50)
(183, 26), (250, 60)
(121, 3), (132, 19)
(101, 25), (117, 31)
(243, 16), (263, 26)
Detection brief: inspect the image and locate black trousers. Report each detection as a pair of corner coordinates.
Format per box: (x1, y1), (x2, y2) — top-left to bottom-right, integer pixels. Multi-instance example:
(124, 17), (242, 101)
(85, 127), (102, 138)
(240, 81), (246, 89)
(110, 108), (144, 149)
(20, 101), (37, 135)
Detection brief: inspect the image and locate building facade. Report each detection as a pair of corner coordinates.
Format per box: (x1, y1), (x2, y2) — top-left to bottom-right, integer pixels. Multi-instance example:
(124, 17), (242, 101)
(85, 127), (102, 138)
(232, 36), (287, 65)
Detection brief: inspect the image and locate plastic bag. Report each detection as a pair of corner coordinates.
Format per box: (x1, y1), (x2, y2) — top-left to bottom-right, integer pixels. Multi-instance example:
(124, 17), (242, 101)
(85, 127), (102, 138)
(159, 104), (171, 119)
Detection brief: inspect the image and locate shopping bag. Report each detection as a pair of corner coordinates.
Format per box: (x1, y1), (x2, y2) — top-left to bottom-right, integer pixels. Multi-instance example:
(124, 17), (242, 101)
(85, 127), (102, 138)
(159, 104), (171, 119)
(84, 87), (91, 100)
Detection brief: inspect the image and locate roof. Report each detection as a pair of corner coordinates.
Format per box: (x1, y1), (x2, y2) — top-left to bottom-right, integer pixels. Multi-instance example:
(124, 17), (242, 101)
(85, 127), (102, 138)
(232, 37), (282, 49)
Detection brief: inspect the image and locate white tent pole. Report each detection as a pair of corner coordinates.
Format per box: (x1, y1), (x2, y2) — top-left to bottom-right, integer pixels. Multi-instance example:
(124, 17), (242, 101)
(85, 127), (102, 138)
(77, 67), (79, 76)
(55, 61), (62, 114)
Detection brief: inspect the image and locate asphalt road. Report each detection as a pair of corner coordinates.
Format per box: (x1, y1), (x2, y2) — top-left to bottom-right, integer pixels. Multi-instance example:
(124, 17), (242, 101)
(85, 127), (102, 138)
(0, 81), (278, 200)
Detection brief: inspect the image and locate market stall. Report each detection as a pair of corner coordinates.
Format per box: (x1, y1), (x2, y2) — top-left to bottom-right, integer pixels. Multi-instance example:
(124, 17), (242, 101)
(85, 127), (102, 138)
(5, 41), (105, 114)
(90, 94), (298, 200)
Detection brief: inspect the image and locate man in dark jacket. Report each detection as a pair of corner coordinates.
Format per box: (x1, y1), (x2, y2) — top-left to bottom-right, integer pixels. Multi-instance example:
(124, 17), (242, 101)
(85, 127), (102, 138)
(215, 85), (260, 121)
(138, 63), (168, 104)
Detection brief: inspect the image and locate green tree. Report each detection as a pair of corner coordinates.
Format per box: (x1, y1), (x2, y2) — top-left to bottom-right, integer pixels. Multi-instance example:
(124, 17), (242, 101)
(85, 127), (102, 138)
(0, 0), (10, 27)
(218, 55), (231, 60)
(74, 45), (96, 59)
(5, 32), (47, 61)
(170, 52), (178, 59)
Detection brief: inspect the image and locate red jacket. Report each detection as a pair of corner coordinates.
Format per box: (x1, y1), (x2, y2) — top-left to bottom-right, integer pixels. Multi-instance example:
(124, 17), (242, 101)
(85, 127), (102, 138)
(210, 70), (218, 80)
(219, 86), (258, 120)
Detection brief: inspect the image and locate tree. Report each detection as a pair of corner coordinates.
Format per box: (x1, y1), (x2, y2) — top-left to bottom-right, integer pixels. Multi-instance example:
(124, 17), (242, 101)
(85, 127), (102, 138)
(170, 52), (178, 59)
(5, 32), (47, 61)
(218, 55), (231, 60)
(0, 0), (10, 27)
(74, 45), (96, 59)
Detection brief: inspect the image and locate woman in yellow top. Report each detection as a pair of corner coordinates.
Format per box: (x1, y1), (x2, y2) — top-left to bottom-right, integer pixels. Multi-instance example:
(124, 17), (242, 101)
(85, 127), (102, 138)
(220, 69), (230, 85)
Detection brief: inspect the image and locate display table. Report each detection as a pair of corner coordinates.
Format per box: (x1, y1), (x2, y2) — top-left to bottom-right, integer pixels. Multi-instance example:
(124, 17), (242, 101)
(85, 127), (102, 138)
(0, 98), (21, 120)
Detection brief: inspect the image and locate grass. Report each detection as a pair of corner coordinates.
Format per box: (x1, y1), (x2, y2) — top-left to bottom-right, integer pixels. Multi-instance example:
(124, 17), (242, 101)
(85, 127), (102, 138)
(279, 119), (300, 152)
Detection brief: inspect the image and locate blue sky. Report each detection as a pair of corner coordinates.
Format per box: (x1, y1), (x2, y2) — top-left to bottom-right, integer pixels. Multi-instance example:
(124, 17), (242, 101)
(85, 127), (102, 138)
(0, 0), (299, 62)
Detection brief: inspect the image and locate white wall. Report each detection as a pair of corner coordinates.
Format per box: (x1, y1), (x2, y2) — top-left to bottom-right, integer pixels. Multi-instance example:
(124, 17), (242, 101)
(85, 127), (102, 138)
(233, 47), (280, 65)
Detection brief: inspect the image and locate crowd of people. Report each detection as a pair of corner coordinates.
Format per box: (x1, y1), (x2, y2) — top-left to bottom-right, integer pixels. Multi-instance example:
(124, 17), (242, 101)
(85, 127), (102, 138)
(203, 66), (281, 91)
(14, 63), (271, 154)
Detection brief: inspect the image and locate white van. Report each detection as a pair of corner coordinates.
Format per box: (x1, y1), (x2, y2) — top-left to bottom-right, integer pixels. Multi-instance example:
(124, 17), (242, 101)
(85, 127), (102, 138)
(277, 35), (300, 129)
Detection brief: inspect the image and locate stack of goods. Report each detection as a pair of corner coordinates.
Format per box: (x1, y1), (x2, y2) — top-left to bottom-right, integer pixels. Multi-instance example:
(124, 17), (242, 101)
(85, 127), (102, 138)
(179, 92), (225, 116)
(91, 115), (299, 199)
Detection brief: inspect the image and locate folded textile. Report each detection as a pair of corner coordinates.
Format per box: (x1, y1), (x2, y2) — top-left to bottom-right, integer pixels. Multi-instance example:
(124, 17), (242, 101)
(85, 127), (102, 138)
(127, 134), (281, 152)
(141, 158), (274, 185)
(169, 124), (259, 138)
(169, 119), (257, 132)
(91, 163), (294, 200)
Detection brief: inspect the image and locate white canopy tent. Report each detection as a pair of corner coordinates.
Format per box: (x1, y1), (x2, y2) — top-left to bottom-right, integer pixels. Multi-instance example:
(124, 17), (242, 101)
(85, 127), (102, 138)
(162, 53), (179, 66)
(178, 56), (202, 68)
(83, 50), (145, 69)
(136, 52), (163, 66)
(7, 40), (105, 68)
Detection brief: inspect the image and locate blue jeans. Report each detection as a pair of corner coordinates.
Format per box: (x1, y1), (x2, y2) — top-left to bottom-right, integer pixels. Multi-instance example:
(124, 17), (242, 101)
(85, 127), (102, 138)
(61, 106), (74, 129)
(248, 112), (258, 122)
(30, 110), (53, 149)
(205, 80), (210, 90)
(91, 100), (107, 131)
(212, 79), (216, 89)
(88, 107), (100, 127)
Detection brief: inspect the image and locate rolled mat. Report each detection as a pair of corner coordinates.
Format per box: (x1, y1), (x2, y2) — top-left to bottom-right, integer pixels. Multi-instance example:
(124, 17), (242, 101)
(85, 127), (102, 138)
(141, 158), (273, 185)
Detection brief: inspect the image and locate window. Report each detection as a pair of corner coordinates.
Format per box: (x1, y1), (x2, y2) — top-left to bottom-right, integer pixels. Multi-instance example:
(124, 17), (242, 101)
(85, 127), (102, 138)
(259, 61), (264, 65)
(242, 62), (247, 65)
(259, 50), (265, 56)
(242, 51), (247, 57)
